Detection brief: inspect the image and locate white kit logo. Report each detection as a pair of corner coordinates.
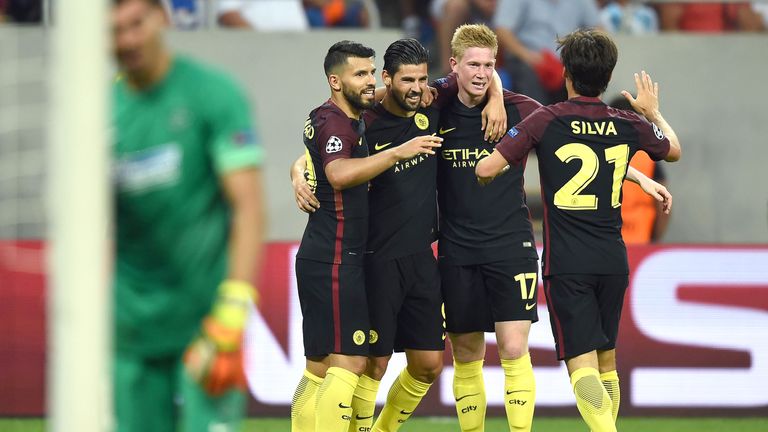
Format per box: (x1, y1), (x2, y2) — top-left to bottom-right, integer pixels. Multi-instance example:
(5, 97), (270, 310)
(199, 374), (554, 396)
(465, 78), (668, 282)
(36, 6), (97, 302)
(326, 136), (343, 153)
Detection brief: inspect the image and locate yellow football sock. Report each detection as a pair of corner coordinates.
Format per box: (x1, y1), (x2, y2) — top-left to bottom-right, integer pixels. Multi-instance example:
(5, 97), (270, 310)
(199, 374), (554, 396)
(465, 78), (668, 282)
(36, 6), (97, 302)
(316, 367), (360, 432)
(348, 374), (380, 432)
(570, 368), (616, 432)
(452, 359), (486, 432)
(372, 368), (431, 432)
(600, 370), (620, 422)
(291, 370), (323, 432)
(501, 353), (536, 431)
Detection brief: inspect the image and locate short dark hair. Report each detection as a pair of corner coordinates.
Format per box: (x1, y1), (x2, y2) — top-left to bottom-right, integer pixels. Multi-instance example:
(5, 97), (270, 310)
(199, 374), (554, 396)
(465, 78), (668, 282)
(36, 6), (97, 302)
(113, 0), (162, 6)
(558, 29), (618, 97)
(324, 41), (376, 76)
(383, 38), (429, 76)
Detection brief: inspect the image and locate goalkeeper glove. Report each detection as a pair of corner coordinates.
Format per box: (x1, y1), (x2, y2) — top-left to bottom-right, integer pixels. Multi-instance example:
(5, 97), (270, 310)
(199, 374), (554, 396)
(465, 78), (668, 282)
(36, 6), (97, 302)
(184, 280), (257, 396)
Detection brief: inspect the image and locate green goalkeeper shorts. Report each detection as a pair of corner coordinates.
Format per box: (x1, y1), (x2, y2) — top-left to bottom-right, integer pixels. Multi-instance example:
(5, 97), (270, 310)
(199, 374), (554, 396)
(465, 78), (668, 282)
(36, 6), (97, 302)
(114, 350), (246, 432)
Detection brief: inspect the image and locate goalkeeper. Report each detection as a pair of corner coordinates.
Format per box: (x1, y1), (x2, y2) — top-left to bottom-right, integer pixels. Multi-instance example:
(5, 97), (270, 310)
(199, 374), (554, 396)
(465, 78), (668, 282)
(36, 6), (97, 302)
(111, 0), (265, 431)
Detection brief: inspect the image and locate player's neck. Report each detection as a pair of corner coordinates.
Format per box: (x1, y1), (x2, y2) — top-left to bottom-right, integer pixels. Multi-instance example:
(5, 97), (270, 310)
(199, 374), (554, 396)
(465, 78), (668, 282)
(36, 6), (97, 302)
(381, 93), (415, 118)
(457, 88), (486, 109)
(126, 49), (172, 91)
(331, 92), (362, 120)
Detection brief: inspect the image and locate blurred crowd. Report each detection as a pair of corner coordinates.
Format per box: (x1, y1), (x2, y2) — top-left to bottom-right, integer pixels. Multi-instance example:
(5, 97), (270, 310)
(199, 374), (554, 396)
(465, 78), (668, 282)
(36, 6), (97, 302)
(3, 0), (766, 103)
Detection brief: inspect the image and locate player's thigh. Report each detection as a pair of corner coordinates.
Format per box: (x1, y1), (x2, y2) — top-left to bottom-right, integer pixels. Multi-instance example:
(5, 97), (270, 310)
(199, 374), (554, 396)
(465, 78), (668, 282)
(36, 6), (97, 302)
(439, 260), (493, 333)
(543, 274), (608, 361)
(114, 351), (178, 432)
(480, 258), (539, 323)
(595, 274), (629, 351)
(395, 251), (445, 353)
(365, 256), (405, 357)
(295, 259), (369, 357)
(179, 367), (245, 432)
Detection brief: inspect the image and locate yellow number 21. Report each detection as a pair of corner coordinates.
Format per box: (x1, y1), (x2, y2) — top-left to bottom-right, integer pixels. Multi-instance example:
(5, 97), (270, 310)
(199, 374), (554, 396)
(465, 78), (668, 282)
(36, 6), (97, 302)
(554, 143), (629, 210)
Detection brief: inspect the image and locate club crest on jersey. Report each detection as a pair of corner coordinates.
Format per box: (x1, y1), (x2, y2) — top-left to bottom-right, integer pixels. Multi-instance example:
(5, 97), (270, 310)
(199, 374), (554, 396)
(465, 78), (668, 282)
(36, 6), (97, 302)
(653, 123), (665, 140)
(414, 113), (429, 130)
(507, 127), (520, 138)
(369, 330), (379, 344)
(326, 135), (343, 153)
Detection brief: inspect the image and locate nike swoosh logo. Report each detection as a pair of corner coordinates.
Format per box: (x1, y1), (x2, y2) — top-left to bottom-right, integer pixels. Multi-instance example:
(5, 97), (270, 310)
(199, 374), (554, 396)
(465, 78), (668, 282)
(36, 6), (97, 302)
(355, 414), (373, 420)
(439, 127), (456, 135)
(506, 389), (532, 395)
(374, 141), (392, 151)
(338, 402), (351, 409)
(399, 409), (413, 415)
(455, 393), (480, 402)
(525, 303), (536, 310)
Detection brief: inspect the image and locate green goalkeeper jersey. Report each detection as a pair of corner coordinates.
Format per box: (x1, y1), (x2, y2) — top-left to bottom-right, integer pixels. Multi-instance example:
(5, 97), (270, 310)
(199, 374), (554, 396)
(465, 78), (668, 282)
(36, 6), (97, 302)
(113, 56), (264, 356)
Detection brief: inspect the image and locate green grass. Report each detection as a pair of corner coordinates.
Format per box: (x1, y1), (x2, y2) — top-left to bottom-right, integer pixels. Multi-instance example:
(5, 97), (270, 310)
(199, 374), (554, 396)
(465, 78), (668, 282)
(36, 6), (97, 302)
(3, 417), (767, 431)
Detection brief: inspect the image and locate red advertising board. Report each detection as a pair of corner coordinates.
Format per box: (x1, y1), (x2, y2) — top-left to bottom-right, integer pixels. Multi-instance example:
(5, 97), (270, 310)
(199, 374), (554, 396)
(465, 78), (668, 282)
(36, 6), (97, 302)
(2, 241), (767, 416)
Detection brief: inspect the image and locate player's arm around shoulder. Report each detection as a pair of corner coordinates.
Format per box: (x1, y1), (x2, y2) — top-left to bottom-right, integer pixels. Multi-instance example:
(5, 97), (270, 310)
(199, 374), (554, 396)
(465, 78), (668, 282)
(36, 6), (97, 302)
(290, 153), (320, 213)
(621, 70), (681, 162)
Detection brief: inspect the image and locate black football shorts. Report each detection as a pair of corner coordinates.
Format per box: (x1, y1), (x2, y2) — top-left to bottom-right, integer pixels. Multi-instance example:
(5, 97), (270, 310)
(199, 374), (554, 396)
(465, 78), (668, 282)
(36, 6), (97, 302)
(543, 273), (629, 360)
(365, 249), (445, 356)
(295, 258), (370, 357)
(440, 257), (539, 333)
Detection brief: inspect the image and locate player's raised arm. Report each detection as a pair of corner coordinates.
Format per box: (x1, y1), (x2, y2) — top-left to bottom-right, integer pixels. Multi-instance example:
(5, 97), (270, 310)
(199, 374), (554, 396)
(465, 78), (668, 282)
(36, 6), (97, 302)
(625, 166), (673, 214)
(290, 153), (320, 213)
(622, 70), (681, 162)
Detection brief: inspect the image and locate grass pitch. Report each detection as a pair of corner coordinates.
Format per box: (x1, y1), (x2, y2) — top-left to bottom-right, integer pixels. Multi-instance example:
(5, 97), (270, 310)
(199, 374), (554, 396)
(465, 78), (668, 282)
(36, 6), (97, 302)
(2, 417), (767, 431)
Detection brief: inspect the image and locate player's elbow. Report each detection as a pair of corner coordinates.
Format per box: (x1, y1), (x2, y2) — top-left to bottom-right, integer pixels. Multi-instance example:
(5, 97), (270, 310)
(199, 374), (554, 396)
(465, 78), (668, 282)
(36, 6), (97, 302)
(326, 170), (356, 190)
(664, 145), (681, 162)
(475, 158), (496, 180)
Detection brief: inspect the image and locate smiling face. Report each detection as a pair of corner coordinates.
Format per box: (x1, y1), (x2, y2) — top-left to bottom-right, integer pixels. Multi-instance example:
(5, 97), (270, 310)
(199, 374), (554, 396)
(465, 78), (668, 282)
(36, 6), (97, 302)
(451, 46), (496, 105)
(336, 56), (377, 112)
(383, 62), (428, 115)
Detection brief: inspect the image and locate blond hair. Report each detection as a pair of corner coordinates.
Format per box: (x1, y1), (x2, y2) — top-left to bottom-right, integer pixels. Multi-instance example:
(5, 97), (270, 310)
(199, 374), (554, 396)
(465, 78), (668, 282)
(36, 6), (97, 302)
(450, 24), (498, 60)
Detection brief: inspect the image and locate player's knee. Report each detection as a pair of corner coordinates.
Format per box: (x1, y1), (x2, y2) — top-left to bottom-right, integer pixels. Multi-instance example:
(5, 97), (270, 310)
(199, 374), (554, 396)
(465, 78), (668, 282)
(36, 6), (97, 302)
(497, 340), (528, 360)
(411, 359), (443, 384)
(366, 357), (390, 381)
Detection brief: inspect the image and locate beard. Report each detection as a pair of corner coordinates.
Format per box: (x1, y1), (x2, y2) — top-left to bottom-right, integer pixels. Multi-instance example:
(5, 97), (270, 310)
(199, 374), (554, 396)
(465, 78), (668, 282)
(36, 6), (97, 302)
(343, 85), (375, 111)
(393, 89), (422, 113)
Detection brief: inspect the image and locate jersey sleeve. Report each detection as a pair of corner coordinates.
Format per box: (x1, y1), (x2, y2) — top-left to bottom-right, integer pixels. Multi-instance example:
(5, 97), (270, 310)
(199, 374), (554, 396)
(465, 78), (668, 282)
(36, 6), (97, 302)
(504, 90), (542, 120)
(315, 112), (361, 168)
(430, 73), (459, 110)
(632, 116), (671, 161)
(206, 75), (265, 174)
(494, 106), (550, 166)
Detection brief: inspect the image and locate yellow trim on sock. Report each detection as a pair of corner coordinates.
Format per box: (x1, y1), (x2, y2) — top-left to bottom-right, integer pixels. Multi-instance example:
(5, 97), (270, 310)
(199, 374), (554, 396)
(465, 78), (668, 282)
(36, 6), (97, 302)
(453, 359), (484, 377)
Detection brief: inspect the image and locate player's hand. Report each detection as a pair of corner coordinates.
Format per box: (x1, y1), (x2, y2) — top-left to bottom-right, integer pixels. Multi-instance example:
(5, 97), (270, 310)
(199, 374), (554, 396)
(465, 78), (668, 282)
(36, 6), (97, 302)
(184, 280), (256, 396)
(636, 175), (673, 214)
(292, 172), (319, 213)
(481, 94), (508, 142)
(420, 85), (438, 108)
(476, 164), (509, 186)
(392, 135), (443, 159)
(621, 70), (661, 123)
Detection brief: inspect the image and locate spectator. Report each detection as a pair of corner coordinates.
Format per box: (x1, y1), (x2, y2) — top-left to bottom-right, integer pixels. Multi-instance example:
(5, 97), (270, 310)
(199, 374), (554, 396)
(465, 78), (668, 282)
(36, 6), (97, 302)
(431, 0), (497, 75)
(304, 0), (369, 28)
(167, 0), (203, 29)
(218, 0), (309, 30)
(659, 2), (764, 32)
(600, 0), (659, 34)
(609, 95), (670, 244)
(493, 0), (601, 105)
(751, 2), (768, 30)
